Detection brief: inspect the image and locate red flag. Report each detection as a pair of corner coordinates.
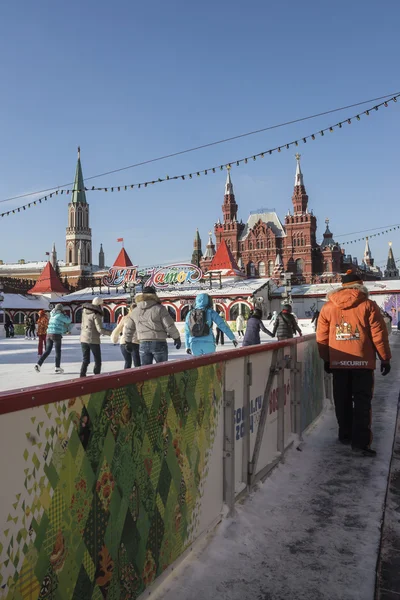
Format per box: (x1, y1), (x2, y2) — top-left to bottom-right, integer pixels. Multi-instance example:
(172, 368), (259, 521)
(117, 238), (124, 243)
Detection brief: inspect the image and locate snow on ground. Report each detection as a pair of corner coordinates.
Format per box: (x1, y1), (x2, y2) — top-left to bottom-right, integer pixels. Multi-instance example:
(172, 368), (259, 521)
(154, 336), (400, 600)
(0, 320), (315, 394)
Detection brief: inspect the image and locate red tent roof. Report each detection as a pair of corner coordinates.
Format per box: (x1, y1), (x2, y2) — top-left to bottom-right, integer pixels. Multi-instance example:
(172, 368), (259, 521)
(209, 240), (243, 275)
(28, 262), (68, 295)
(113, 248), (133, 267)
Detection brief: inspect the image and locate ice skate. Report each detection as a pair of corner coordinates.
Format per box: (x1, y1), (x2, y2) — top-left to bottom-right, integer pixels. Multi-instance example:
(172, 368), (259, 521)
(55, 367), (64, 374)
(34, 364), (41, 372)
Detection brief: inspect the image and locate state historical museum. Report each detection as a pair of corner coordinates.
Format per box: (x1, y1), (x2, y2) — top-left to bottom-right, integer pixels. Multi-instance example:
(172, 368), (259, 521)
(200, 154), (347, 285)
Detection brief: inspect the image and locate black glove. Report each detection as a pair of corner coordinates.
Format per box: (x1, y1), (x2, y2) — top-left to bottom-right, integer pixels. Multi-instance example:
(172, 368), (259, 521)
(381, 362), (391, 376)
(186, 348), (192, 355)
(233, 340), (238, 347)
(125, 343), (133, 353)
(174, 339), (182, 350)
(324, 362), (332, 374)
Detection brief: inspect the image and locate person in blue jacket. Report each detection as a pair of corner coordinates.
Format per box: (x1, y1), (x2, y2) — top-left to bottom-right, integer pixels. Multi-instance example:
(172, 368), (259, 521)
(185, 293), (238, 356)
(242, 309), (273, 347)
(34, 304), (71, 374)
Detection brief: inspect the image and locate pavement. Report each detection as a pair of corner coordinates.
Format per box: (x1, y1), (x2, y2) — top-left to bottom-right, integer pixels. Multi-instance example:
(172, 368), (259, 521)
(154, 333), (400, 600)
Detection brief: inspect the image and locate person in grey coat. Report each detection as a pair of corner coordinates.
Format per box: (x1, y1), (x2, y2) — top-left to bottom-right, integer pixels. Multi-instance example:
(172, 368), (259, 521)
(272, 304), (302, 341)
(79, 297), (111, 377)
(242, 309), (273, 346)
(123, 286), (181, 365)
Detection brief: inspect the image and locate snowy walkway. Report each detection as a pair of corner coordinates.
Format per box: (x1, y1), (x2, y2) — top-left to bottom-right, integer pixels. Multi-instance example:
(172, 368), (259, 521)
(156, 335), (400, 600)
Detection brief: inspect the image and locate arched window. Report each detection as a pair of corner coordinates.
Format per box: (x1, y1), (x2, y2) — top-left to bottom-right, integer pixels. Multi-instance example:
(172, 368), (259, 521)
(268, 260), (274, 276)
(301, 237), (305, 246)
(69, 248), (72, 264)
(324, 261), (329, 272)
(229, 302), (251, 321)
(248, 262), (255, 277)
(102, 307), (111, 324)
(296, 259), (305, 274)
(114, 306), (127, 323)
(259, 261), (266, 276)
(293, 238), (297, 247)
(267, 240), (271, 249)
(74, 308), (83, 323)
(87, 248), (91, 264)
(249, 242), (253, 250)
(13, 311), (25, 325)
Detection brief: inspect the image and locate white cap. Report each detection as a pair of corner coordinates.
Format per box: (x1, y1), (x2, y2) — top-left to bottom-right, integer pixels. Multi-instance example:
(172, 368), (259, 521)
(92, 297), (104, 306)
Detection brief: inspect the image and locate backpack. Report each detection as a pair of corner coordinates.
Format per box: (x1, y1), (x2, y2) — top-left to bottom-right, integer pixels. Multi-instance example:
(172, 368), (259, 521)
(188, 309), (210, 337)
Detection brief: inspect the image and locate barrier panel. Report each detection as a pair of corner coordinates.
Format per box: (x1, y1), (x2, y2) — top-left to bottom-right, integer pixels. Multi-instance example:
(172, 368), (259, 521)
(0, 334), (325, 600)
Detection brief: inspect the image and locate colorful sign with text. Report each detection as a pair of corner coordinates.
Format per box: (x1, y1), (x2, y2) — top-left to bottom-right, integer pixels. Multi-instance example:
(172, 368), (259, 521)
(102, 263), (203, 288)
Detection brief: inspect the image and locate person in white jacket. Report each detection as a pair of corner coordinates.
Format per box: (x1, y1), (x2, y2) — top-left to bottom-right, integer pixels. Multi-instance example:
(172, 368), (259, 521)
(111, 304), (140, 368)
(236, 314), (245, 337)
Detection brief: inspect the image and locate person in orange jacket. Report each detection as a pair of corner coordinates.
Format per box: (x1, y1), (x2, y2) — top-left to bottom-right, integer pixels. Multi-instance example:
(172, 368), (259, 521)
(36, 310), (49, 357)
(316, 270), (391, 457)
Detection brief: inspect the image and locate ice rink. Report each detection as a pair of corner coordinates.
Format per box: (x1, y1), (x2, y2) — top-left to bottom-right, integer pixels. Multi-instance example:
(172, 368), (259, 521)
(0, 320), (314, 394)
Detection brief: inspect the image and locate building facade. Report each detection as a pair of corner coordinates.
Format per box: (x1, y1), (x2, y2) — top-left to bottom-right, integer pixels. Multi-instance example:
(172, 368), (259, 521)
(201, 155), (381, 284)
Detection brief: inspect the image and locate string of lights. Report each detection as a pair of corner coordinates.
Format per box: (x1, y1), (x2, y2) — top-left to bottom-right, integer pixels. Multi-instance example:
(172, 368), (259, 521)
(1, 90), (399, 205)
(1, 93), (399, 219)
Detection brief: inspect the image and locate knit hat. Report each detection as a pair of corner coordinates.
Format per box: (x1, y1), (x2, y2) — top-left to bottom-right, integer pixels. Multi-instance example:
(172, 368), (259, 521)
(92, 297), (104, 306)
(341, 269), (363, 285)
(143, 285), (156, 295)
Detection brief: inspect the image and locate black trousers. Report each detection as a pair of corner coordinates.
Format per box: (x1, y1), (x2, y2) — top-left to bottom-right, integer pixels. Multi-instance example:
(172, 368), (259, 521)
(216, 329), (224, 345)
(332, 369), (374, 449)
(38, 338), (62, 368)
(80, 343), (102, 377)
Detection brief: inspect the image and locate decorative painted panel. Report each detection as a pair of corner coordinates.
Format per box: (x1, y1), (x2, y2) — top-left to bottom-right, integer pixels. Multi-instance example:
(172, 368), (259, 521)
(0, 364), (223, 600)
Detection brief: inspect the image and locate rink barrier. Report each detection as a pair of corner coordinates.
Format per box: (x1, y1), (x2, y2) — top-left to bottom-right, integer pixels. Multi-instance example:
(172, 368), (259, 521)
(0, 335), (328, 600)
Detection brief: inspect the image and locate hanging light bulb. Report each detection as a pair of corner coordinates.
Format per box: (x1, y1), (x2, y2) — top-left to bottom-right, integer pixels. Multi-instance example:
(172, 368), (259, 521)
(356, 115), (360, 120)
(347, 119), (351, 124)
(303, 138), (307, 143)
(311, 134), (315, 140)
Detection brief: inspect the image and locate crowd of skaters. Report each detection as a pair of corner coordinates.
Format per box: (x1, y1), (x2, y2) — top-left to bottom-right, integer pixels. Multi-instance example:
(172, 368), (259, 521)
(2, 286), (304, 377)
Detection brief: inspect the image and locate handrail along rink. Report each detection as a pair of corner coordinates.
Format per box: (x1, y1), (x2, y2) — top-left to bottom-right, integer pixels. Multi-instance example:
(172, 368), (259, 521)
(0, 334), (327, 600)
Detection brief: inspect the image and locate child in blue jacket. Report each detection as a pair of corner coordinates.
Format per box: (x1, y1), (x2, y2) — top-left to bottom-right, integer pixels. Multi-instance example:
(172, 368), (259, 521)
(185, 293), (238, 357)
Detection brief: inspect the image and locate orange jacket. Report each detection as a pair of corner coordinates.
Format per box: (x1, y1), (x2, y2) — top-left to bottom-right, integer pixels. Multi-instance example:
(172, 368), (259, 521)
(316, 285), (391, 369)
(37, 313), (49, 336)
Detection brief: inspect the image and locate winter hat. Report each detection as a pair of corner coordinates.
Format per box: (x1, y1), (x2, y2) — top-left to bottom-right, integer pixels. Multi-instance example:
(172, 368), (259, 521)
(341, 269), (363, 286)
(54, 303), (64, 313)
(92, 297), (104, 306)
(253, 309), (263, 319)
(282, 304), (292, 312)
(143, 285), (157, 295)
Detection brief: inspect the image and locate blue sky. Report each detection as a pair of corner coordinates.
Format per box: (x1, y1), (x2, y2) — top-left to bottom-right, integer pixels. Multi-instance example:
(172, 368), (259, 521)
(0, 0), (399, 269)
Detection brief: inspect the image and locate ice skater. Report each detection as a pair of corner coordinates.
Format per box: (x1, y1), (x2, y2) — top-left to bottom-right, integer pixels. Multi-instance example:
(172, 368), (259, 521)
(185, 294), (237, 357)
(34, 304), (71, 374)
(111, 303), (141, 369)
(236, 313), (245, 337)
(36, 310), (49, 356)
(242, 309), (273, 347)
(79, 297), (112, 377)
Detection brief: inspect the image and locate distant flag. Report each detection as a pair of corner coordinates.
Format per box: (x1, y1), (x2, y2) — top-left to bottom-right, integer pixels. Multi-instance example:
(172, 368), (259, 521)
(117, 238), (124, 243)
(45, 252), (50, 256)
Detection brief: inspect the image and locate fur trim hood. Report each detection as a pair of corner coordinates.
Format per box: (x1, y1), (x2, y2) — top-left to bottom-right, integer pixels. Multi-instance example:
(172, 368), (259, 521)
(82, 303), (104, 315)
(135, 292), (161, 305)
(327, 284), (369, 310)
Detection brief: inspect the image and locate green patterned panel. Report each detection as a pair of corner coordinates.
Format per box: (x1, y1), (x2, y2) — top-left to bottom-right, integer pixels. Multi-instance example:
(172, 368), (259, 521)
(0, 363), (223, 600)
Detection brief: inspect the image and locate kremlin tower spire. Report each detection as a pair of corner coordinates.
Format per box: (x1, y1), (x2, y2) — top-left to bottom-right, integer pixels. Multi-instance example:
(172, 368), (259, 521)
(66, 147), (92, 267)
(292, 153), (309, 215)
(222, 166), (238, 222)
(384, 242), (399, 279)
(191, 229), (203, 267)
(363, 237), (373, 267)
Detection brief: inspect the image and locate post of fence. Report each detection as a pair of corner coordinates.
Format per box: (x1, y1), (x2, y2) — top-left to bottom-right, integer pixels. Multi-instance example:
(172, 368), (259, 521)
(223, 390), (235, 513)
(277, 347), (285, 454)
